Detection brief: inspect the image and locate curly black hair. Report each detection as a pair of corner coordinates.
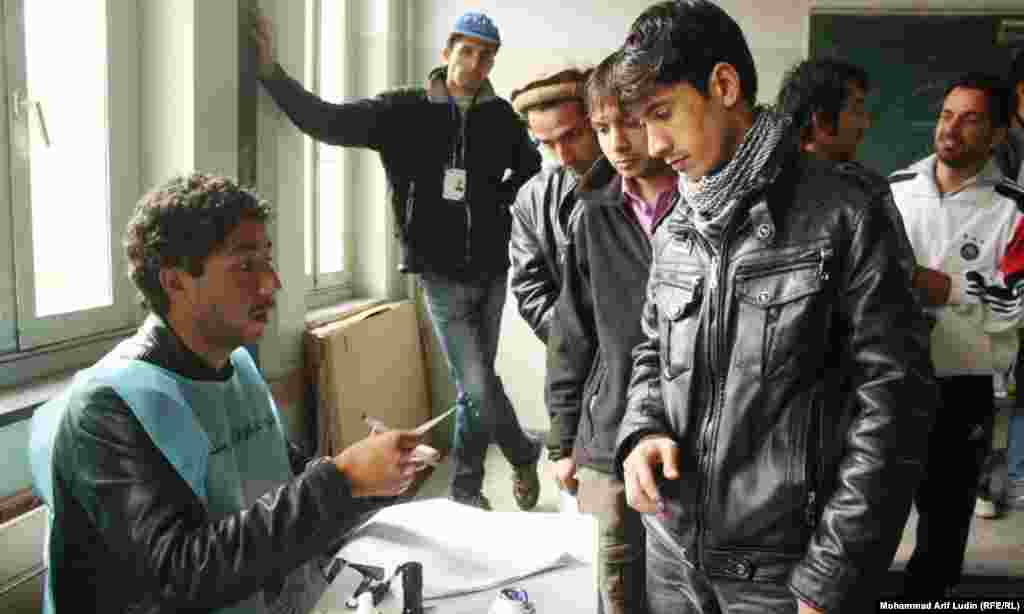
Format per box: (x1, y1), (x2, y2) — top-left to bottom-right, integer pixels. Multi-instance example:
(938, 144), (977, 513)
(123, 172), (272, 316)
(776, 58), (870, 139)
(613, 0), (758, 109)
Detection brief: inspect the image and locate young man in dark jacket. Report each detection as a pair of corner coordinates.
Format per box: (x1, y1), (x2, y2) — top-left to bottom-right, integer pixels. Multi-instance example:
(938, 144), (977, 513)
(612, 2), (937, 612)
(508, 66), (602, 464)
(29, 173), (424, 614)
(776, 59), (872, 165)
(253, 12), (542, 510)
(546, 51), (676, 614)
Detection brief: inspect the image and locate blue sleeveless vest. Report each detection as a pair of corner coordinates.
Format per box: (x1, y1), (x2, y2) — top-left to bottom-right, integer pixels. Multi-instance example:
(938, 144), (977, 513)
(28, 348), (328, 613)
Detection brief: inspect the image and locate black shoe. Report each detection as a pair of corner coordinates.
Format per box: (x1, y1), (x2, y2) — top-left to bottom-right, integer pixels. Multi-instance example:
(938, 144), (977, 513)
(512, 440), (542, 511)
(449, 491), (492, 511)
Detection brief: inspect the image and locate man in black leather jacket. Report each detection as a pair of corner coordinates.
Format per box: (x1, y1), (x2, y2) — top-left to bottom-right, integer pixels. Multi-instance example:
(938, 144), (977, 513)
(508, 66), (601, 462)
(29, 173), (424, 613)
(611, 2), (938, 613)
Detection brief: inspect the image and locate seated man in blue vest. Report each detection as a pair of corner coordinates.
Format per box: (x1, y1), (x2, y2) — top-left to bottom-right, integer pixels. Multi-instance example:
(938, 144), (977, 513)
(28, 172), (424, 613)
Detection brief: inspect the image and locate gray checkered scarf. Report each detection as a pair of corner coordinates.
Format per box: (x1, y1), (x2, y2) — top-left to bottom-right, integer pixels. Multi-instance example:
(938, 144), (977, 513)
(677, 106), (790, 245)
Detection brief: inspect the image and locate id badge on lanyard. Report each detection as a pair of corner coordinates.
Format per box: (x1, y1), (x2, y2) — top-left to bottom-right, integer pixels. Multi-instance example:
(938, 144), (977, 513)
(443, 93), (474, 203)
(443, 167), (467, 202)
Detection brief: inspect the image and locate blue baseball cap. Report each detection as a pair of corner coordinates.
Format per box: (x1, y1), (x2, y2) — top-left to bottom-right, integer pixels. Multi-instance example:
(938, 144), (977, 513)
(452, 12), (501, 47)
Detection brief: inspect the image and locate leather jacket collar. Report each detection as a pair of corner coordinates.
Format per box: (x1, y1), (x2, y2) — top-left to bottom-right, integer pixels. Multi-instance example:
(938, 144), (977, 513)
(116, 314), (235, 382)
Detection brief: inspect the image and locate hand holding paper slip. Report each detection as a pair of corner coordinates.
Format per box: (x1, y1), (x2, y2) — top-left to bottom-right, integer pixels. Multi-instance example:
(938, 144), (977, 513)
(362, 406), (457, 467)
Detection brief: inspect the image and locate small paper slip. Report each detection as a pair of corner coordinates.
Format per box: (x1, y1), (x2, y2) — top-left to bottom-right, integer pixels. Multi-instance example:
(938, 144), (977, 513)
(413, 406), (457, 436)
(363, 406), (455, 436)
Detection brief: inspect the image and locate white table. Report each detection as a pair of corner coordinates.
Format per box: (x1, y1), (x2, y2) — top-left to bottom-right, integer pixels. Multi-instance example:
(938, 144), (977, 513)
(313, 498), (598, 614)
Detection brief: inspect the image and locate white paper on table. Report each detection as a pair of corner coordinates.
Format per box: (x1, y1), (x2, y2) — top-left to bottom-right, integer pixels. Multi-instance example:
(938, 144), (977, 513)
(334, 498), (591, 601)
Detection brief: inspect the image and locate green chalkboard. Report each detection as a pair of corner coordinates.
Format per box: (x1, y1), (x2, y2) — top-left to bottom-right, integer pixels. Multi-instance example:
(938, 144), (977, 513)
(810, 13), (1022, 176)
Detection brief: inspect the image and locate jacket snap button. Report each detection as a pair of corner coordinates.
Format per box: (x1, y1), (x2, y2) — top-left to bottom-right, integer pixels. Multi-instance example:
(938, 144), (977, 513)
(756, 223), (773, 240)
(757, 290), (770, 305)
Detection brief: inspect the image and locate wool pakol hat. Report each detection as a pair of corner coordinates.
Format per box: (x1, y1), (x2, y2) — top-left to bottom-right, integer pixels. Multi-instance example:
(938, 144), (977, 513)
(452, 12), (501, 46)
(510, 66), (593, 116)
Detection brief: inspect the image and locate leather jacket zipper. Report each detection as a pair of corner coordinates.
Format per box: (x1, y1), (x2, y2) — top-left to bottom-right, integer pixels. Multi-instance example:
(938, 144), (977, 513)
(694, 206), (749, 568)
(734, 246), (833, 281)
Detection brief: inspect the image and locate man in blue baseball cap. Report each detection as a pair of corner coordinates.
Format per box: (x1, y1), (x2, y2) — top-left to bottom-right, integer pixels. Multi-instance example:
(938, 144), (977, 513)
(253, 11), (543, 513)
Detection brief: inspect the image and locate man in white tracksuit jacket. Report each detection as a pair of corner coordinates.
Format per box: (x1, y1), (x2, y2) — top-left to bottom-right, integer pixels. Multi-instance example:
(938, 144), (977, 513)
(890, 72), (1024, 599)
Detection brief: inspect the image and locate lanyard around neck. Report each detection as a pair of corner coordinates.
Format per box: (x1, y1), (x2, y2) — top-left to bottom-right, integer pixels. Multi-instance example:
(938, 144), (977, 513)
(447, 85), (482, 168)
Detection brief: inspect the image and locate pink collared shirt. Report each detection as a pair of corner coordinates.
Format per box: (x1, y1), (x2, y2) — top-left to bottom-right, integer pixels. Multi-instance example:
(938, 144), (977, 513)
(622, 175), (676, 238)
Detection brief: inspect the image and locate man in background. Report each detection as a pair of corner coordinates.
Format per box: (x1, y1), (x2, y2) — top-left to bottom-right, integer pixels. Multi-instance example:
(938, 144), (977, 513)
(509, 66), (601, 466)
(776, 58), (872, 164)
(254, 11), (543, 511)
(890, 73), (1022, 596)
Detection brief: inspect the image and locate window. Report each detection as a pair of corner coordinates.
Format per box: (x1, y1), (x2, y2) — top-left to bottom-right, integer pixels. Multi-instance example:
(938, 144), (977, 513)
(0, 0), (140, 502)
(304, 0), (352, 309)
(2, 0), (140, 358)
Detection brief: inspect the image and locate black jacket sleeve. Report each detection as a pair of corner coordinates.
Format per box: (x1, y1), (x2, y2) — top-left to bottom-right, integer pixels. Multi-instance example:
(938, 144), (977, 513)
(258, 62), (386, 150)
(788, 197), (938, 611)
(509, 181), (560, 343)
(545, 215), (598, 453)
(614, 239), (675, 477)
(497, 124), (541, 207)
(58, 383), (375, 611)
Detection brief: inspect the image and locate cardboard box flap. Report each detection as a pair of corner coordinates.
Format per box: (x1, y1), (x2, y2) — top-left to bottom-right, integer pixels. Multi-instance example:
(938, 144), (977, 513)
(310, 300), (432, 456)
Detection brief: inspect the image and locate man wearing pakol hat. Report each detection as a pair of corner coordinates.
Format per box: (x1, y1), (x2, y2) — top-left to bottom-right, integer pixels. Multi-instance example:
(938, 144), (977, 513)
(253, 11), (543, 512)
(508, 65), (602, 466)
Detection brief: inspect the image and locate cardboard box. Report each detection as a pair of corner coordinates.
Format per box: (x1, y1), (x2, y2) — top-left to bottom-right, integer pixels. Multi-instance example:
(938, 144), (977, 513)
(306, 300), (432, 456)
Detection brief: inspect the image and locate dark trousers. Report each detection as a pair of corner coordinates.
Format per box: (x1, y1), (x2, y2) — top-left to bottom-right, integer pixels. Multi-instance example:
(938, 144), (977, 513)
(904, 375), (995, 597)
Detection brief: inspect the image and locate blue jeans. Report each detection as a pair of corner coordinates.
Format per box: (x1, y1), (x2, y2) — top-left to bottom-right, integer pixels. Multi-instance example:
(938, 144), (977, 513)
(1011, 354), (1024, 485)
(1009, 412), (1024, 484)
(419, 271), (537, 498)
(644, 524), (797, 614)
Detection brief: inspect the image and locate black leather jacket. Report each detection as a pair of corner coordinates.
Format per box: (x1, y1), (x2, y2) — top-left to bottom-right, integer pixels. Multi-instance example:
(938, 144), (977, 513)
(48, 316), (375, 613)
(615, 154), (938, 612)
(509, 165), (583, 343)
(510, 164), (587, 460)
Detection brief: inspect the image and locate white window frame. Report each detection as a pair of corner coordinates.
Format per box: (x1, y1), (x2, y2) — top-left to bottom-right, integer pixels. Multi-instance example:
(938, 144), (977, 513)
(304, 0), (353, 311)
(0, 0), (140, 385)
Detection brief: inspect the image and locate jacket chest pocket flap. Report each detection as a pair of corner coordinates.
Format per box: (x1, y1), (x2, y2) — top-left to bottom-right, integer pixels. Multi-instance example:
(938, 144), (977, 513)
(733, 246), (832, 378)
(655, 276), (704, 380)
